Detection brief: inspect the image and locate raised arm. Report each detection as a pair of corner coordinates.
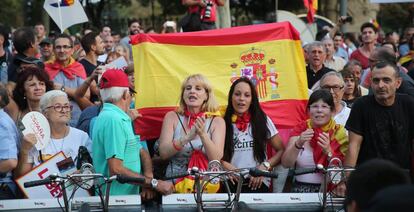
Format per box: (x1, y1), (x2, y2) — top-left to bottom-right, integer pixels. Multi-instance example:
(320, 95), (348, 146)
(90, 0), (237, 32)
(281, 128), (314, 168)
(159, 111), (196, 160)
(197, 116), (225, 161)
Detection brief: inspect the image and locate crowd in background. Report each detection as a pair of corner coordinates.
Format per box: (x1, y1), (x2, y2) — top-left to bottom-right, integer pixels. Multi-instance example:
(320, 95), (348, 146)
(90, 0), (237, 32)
(1, 4), (414, 211)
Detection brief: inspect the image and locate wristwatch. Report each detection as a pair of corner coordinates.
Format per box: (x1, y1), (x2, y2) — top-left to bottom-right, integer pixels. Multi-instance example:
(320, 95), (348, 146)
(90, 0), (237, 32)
(60, 85), (65, 92)
(262, 161), (271, 171)
(151, 178), (158, 189)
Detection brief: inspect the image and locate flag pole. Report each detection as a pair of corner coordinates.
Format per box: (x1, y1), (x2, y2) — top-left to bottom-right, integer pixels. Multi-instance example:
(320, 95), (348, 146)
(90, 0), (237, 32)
(57, 0), (63, 33)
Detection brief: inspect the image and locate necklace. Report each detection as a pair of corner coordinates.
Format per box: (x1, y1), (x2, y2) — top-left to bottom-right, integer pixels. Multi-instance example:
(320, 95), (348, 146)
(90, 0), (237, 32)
(51, 127), (69, 153)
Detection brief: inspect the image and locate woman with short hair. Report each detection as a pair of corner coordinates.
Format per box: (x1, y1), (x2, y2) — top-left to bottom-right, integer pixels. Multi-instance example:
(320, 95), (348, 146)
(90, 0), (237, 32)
(15, 90), (92, 178)
(282, 89), (348, 193)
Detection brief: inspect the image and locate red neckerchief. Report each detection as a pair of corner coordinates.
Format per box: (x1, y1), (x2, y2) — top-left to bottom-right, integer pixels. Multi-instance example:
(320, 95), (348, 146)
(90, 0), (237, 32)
(232, 112), (251, 132)
(45, 57), (86, 80)
(184, 109), (205, 128)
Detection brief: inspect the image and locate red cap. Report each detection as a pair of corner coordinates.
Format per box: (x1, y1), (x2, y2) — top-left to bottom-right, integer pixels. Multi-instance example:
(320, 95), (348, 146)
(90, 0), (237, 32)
(99, 69), (135, 93)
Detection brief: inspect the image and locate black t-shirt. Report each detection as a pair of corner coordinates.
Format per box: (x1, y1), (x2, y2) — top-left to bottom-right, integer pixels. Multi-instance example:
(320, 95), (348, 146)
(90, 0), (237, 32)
(345, 94), (414, 169)
(79, 59), (99, 77)
(306, 65), (334, 89)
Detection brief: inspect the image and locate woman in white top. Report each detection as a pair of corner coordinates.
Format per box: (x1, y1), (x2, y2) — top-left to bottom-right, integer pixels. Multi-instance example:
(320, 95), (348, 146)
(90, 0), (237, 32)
(221, 77), (284, 193)
(15, 90), (91, 178)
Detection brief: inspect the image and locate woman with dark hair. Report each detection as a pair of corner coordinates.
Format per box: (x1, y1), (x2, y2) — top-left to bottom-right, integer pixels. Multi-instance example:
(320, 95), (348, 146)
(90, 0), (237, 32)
(340, 69), (361, 108)
(6, 66), (54, 125)
(221, 77), (284, 193)
(281, 89), (348, 193)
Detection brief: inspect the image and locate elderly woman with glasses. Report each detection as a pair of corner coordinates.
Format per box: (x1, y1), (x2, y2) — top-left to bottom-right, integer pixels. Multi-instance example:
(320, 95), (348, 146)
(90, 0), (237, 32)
(15, 90), (92, 178)
(281, 89), (348, 193)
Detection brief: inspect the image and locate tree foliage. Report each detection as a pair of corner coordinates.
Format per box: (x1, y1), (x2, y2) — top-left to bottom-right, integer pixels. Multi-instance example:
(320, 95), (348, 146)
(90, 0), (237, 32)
(0, 1), (23, 27)
(79, 0), (133, 28)
(378, 3), (414, 33)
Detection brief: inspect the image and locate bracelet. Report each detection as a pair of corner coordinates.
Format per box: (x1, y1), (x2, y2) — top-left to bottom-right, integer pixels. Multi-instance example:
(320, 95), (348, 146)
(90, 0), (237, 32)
(294, 141), (304, 150)
(172, 140), (182, 151)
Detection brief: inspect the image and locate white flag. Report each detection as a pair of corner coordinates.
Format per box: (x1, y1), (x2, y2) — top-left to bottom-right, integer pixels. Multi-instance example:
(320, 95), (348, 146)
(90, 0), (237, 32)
(43, 0), (88, 33)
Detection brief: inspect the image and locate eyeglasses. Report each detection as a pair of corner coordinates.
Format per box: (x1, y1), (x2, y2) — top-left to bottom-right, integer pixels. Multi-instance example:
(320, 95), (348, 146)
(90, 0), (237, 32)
(46, 104), (73, 112)
(321, 85), (344, 92)
(54, 45), (72, 50)
(309, 104), (331, 111)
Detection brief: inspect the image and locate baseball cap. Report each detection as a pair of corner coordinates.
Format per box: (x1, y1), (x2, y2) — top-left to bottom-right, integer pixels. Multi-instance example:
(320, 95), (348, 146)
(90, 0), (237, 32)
(39, 38), (52, 46)
(99, 69), (136, 93)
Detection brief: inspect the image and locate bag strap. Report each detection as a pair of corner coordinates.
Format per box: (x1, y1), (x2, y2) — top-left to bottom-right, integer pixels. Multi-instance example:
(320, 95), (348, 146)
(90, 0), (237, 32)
(176, 112), (215, 151)
(176, 112), (194, 150)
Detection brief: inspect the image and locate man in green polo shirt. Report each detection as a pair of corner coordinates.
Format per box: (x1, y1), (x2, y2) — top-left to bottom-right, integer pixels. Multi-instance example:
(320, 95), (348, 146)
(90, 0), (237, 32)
(92, 69), (173, 197)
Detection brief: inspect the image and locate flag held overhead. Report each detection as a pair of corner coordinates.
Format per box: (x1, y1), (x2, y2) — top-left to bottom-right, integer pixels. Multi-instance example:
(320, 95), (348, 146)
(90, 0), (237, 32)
(131, 22), (308, 140)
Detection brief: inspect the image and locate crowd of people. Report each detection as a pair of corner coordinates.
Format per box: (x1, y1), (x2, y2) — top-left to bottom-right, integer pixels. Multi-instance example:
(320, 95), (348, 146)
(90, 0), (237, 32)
(1, 6), (414, 211)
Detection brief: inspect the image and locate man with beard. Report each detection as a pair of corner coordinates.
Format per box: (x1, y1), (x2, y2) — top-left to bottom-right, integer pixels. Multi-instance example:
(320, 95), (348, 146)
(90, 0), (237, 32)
(79, 32), (105, 76)
(345, 61), (414, 174)
(120, 19), (141, 61)
(306, 41), (335, 89)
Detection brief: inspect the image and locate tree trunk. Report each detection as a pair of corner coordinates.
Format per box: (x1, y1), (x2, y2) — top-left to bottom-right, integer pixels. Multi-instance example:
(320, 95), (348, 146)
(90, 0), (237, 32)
(325, 0), (338, 23)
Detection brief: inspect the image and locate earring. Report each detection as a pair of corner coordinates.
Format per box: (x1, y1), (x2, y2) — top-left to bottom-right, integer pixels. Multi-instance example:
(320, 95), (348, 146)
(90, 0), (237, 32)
(23, 96), (26, 100)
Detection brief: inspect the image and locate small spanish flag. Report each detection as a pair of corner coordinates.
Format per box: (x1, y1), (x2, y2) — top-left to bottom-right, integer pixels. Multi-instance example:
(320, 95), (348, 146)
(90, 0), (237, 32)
(304, 0), (318, 24)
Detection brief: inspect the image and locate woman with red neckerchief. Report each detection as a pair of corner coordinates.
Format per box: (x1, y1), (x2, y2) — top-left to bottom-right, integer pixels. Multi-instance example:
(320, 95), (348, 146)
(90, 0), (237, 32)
(221, 77), (284, 193)
(281, 89), (348, 193)
(159, 74), (225, 190)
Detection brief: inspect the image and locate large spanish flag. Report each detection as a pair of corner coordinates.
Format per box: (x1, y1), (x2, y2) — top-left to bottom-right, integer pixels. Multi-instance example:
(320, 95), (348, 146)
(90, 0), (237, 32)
(131, 22), (308, 140)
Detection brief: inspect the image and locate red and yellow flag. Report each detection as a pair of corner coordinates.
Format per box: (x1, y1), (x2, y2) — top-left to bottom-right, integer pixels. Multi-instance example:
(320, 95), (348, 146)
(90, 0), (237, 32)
(131, 22), (308, 140)
(304, 0), (318, 24)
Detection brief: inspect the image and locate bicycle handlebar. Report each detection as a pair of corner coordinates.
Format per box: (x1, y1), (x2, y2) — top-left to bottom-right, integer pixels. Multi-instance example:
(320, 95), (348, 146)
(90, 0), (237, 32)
(249, 169), (278, 178)
(24, 177), (54, 188)
(116, 174), (146, 184)
(163, 167), (279, 180)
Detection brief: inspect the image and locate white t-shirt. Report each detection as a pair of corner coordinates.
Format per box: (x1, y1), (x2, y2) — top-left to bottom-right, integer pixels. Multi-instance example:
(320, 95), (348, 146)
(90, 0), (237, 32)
(334, 101), (351, 127)
(230, 116), (278, 186)
(29, 127), (92, 166)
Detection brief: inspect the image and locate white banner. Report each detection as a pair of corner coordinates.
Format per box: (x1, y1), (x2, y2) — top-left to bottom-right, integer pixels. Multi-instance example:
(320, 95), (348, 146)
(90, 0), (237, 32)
(15, 152), (89, 199)
(43, 0), (88, 33)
